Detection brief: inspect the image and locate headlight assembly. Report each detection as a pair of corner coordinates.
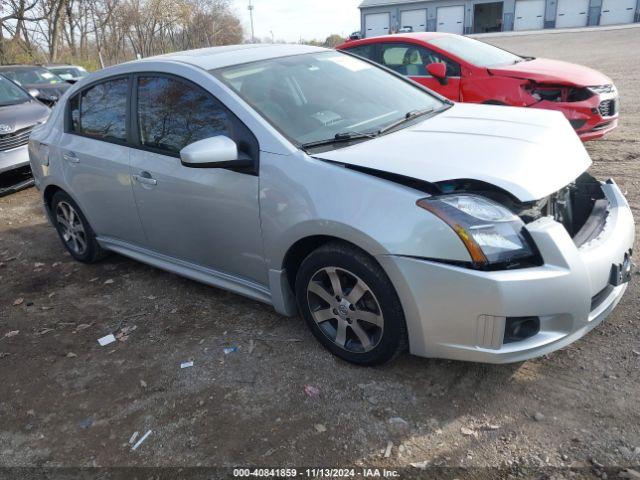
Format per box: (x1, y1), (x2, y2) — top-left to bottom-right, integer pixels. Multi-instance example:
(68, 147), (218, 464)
(417, 194), (535, 267)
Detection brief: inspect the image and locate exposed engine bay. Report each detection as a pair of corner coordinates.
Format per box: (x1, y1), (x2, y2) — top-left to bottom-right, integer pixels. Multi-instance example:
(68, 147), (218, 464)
(435, 171), (608, 246)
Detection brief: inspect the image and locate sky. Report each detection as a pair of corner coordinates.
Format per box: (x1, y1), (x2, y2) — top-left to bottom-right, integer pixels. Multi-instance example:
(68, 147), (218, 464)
(230, 0), (362, 43)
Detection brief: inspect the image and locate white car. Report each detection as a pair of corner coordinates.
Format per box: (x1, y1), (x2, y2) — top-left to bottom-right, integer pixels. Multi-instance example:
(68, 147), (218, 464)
(29, 44), (634, 365)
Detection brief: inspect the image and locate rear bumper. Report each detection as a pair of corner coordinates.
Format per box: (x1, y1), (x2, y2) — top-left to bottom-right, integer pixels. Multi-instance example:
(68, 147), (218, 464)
(530, 92), (619, 142)
(0, 145), (30, 174)
(379, 181), (634, 363)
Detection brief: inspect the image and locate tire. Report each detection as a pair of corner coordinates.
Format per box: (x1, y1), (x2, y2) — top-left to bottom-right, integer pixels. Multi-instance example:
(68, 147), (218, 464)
(295, 241), (407, 366)
(50, 191), (108, 263)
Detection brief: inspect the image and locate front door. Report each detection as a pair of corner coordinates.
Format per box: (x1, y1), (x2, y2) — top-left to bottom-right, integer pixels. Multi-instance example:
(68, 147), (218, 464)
(379, 43), (461, 101)
(60, 76), (146, 244)
(128, 74), (266, 285)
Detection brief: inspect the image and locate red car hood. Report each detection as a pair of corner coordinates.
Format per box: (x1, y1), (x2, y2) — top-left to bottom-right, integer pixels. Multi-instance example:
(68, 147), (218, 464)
(488, 58), (611, 87)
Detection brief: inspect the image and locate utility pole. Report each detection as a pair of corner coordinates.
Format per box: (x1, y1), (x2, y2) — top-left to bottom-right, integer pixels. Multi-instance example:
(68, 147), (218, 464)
(248, 0), (255, 43)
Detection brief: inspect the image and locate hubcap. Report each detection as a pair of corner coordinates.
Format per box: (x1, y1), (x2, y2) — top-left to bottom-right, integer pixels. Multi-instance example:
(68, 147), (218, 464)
(56, 201), (87, 255)
(306, 267), (384, 353)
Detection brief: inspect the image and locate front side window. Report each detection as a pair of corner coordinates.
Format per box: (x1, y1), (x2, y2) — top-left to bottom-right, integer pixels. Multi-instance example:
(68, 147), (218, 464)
(70, 77), (128, 141)
(381, 43), (460, 77)
(137, 76), (232, 154)
(429, 35), (522, 67)
(215, 51), (445, 147)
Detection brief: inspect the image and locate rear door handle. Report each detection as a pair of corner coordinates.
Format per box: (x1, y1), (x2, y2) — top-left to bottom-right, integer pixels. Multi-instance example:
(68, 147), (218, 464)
(63, 151), (79, 163)
(132, 172), (157, 186)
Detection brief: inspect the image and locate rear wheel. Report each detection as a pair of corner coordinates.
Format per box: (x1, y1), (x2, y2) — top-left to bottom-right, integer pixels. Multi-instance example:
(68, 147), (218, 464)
(295, 242), (407, 365)
(50, 191), (108, 263)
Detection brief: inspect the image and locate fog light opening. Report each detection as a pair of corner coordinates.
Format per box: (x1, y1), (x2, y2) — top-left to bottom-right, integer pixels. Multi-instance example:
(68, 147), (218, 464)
(504, 316), (540, 344)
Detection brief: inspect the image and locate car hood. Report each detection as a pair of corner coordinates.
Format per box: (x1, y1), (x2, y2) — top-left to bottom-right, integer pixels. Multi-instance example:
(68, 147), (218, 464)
(0, 100), (50, 132)
(488, 58), (612, 87)
(24, 82), (70, 98)
(315, 103), (591, 202)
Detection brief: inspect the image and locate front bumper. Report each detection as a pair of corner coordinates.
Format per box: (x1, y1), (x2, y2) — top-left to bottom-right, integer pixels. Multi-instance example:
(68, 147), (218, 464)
(379, 181), (634, 363)
(530, 91), (619, 142)
(0, 144), (30, 175)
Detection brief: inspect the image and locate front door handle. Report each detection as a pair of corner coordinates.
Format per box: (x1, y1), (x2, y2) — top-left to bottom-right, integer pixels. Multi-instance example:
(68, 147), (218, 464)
(132, 172), (158, 186)
(63, 151), (79, 163)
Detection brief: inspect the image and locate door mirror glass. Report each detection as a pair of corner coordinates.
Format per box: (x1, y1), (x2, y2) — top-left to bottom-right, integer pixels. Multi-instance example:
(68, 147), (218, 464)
(180, 135), (253, 169)
(28, 88), (40, 98)
(427, 62), (447, 79)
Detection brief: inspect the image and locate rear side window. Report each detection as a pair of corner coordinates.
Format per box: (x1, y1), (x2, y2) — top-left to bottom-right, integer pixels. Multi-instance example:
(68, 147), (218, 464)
(70, 77), (128, 141)
(136, 76), (232, 155)
(343, 44), (377, 61)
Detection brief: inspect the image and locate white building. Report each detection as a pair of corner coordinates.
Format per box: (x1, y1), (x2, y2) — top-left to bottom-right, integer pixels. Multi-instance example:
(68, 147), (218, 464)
(359, 0), (639, 36)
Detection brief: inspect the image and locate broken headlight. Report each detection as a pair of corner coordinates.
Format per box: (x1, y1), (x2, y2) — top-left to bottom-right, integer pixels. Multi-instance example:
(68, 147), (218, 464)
(417, 194), (535, 267)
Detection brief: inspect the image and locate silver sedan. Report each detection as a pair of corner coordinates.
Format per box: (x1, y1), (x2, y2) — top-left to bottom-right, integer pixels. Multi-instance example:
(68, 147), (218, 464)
(29, 44), (634, 365)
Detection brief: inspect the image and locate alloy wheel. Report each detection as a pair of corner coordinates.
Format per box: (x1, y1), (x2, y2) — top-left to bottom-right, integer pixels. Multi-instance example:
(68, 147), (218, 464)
(55, 201), (87, 255)
(306, 267), (384, 353)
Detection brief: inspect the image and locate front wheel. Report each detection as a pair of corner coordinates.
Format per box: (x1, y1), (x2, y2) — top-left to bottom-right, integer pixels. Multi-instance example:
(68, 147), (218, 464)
(295, 242), (407, 365)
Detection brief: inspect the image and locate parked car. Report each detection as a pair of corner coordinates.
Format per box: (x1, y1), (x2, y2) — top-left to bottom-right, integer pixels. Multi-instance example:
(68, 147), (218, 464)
(0, 74), (49, 183)
(337, 33), (619, 141)
(45, 64), (89, 84)
(29, 45), (634, 365)
(0, 65), (70, 106)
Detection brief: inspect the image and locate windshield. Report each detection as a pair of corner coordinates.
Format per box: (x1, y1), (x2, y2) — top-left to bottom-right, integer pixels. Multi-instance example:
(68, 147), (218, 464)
(0, 75), (31, 106)
(429, 36), (522, 67)
(215, 51), (445, 146)
(3, 68), (64, 86)
(50, 67), (88, 80)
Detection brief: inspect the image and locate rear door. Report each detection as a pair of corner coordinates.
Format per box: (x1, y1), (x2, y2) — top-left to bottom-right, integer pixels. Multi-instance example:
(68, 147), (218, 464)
(555, 0), (590, 27)
(59, 76), (146, 244)
(128, 74), (266, 284)
(437, 5), (465, 34)
(365, 13), (390, 37)
(514, 0), (546, 30)
(600, 0), (636, 25)
(379, 42), (461, 100)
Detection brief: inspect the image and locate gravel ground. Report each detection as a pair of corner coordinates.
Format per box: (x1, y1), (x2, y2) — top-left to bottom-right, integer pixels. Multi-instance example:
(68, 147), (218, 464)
(0, 27), (639, 478)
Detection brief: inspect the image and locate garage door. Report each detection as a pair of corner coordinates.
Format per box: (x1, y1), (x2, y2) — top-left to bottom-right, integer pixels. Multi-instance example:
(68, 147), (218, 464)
(437, 5), (465, 34)
(600, 0), (637, 25)
(555, 0), (590, 28)
(400, 9), (427, 32)
(365, 13), (390, 37)
(514, 0), (545, 30)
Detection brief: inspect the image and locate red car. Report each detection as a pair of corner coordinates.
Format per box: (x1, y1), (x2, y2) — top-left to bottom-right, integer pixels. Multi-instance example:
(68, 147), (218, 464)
(337, 33), (618, 141)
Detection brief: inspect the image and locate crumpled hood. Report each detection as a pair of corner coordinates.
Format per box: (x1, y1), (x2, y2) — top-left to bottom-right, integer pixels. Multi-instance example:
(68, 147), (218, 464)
(488, 58), (611, 87)
(316, 103), (592, 202)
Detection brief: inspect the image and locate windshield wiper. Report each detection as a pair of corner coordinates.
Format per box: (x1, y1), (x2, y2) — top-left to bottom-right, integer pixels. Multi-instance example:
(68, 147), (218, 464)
(377, 108), (435, 135)
(300, 131), (377, 150)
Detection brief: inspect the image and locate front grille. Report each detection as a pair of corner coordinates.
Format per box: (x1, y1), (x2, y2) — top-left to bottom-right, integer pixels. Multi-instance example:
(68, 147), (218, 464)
(598, 99), (617, 117)
(0, 126), (33, 152)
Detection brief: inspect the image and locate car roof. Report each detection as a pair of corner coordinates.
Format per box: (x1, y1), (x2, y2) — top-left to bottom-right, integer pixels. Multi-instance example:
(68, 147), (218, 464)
(0, 65), (45, 71)
(340, 32), (453, 47)
(140, 43), (329, 70)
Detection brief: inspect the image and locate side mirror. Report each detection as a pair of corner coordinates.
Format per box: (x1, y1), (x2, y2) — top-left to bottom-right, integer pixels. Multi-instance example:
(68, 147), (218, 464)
(180, 135), (253, 169)
(28, 88), (40, 98)
(427, 63), (448, 85)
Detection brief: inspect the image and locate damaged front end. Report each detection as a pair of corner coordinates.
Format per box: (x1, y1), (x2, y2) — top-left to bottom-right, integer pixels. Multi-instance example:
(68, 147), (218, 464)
(436, 172), (609, 252)
(521, 82), (619, 139)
